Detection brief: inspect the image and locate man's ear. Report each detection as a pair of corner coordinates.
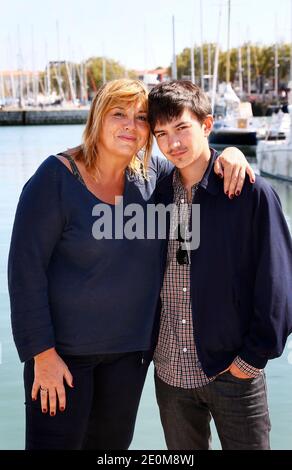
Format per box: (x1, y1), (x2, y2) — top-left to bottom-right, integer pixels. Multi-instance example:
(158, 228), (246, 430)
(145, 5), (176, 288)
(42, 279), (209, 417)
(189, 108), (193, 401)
(202, 115), (214, 136)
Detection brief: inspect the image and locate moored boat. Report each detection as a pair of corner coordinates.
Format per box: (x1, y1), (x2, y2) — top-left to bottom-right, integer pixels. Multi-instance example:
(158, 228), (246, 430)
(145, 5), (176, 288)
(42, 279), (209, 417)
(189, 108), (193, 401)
(257, 139), (292, 183)
(257, 91), (292, 183)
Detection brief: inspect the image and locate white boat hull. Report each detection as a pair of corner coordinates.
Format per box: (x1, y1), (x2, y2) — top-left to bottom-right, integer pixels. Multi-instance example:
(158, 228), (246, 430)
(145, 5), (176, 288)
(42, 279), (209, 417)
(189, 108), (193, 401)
(257, 140), (292, 183)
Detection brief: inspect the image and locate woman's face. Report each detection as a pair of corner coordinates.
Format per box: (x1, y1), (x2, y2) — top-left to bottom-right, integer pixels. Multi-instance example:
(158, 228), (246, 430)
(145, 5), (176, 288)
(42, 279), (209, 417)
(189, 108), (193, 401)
(98, 100), (150, 160)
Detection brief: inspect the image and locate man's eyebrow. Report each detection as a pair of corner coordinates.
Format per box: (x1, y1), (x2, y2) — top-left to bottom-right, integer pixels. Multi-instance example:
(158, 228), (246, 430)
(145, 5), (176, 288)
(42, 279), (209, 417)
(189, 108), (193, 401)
(153, 128), (165, 134)
(154, 121), (191, 134)
(174, 121), (191, 127)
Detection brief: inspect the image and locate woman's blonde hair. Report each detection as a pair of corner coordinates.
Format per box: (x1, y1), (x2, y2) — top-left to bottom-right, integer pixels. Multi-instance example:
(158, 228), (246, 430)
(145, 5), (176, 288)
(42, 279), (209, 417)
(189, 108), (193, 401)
(74, 78), (152, 178)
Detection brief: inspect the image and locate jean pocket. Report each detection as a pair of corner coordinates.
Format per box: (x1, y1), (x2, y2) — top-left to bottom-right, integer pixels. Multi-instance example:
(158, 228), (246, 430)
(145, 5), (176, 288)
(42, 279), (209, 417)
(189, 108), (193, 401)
(226, 370), (258, 383)
(216, 370), (257, 384)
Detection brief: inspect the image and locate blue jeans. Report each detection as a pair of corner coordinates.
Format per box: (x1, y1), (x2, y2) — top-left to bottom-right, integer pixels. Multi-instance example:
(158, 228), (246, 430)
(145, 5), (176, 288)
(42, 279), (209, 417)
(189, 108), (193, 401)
(24, 351), (149, 449)
(155, 370), (271, 450)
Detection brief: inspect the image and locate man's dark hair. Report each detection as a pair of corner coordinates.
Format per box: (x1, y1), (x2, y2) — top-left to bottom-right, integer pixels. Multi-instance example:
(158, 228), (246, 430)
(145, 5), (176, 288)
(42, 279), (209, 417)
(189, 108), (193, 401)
(148, 80), (212, 133)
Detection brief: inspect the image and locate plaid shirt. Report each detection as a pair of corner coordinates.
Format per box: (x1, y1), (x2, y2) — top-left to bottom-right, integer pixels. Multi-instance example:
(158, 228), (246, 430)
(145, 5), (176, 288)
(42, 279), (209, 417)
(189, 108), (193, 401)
(154, 169), (262, 389)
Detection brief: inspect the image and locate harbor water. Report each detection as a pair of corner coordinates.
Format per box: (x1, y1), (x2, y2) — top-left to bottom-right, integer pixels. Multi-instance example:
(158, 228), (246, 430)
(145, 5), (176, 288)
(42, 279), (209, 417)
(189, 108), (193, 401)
(0, 125), (291, 450)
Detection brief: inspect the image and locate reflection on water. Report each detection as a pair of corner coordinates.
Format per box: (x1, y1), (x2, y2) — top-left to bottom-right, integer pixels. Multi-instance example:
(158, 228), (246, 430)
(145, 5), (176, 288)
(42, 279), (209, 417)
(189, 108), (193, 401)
(0, 126), (291, 450)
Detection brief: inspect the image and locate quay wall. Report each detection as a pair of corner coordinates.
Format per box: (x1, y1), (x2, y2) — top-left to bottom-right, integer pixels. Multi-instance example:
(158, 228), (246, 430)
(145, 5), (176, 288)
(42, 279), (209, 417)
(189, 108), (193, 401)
(0, 109), (89, 125)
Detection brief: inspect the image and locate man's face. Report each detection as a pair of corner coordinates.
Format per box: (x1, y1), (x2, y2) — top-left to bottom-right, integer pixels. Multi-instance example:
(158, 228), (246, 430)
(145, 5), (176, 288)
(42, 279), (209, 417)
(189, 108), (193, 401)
(153, 109), (213, 170)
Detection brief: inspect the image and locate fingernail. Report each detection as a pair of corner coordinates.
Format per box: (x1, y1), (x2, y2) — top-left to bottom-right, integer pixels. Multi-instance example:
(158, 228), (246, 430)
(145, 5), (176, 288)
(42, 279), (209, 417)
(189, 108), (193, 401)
(226, 191), (229, 196)
(42, 409), (47, 413)
(60, 407), (65, 412)
(236, 190), (241, 196)
(218, 173), (223, 179)
(251, 179), (255, 183)
(50, 412), (55, 417)
(71, 383), (74, 388)
(230, 194), (234, 200)
(32, 397), (37, 401)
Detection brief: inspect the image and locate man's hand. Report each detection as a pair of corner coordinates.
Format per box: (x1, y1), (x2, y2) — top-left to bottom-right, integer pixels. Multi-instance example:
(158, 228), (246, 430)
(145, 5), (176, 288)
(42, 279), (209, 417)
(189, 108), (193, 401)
(219, 363), (254, 379)
(229, 362), (253, 379)
(31, 347), (74, 416)
(214, 147), (256, 199)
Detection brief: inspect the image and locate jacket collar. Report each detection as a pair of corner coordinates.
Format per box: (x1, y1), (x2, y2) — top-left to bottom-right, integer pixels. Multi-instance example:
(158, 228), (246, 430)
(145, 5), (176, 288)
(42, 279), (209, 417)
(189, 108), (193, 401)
(198, 148), (220, 196)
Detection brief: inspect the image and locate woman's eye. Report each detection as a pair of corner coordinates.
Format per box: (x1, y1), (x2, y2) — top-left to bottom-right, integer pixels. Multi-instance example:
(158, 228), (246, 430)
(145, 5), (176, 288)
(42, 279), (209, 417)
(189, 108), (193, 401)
(137, 115), (147, 122)
(114, 112), (124, 117)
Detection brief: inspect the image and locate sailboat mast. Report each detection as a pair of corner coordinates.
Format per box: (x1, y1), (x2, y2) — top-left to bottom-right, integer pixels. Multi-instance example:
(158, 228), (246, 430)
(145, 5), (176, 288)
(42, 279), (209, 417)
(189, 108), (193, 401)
(56, 21), (64, 100)
(247, 41), (251, 95)
(290, 0), (292, 81)
(31, 26), (38, 106)
(274, 42), (279, 98)
(102, 57), (106, 84)
(211, 3), (223, 112)
(208, 43), (212, 90)
(65, 61), (76, 103)
(238, 45), (243, 95)
(172, 15), (177, 79)
(226, 0), (231, 83)
(17, 25), (24, 108)
(83, 61), (88, 103)
(45, 41), (51, 99)
(274, 17), (279, 98)
(7, 36), (16, 103)
(101, 42), (107, 86)
(190, 45), (195, 84)
(200, 0), (204, 89)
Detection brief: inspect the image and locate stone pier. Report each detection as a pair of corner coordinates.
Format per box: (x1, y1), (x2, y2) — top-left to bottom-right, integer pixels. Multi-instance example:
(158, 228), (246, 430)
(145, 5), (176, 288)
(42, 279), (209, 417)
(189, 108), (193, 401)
(0, 108), (89, 125)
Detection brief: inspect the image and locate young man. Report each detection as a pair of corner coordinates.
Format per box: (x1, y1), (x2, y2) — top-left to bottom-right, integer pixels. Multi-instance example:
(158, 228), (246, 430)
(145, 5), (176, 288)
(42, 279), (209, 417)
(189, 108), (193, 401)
(148, 80), (292, 450)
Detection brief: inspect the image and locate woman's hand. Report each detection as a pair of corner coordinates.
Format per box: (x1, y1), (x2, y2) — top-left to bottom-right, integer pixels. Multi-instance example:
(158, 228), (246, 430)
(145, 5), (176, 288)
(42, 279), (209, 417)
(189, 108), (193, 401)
(32, 347), (74, 416)
(214, 147), (256, 199)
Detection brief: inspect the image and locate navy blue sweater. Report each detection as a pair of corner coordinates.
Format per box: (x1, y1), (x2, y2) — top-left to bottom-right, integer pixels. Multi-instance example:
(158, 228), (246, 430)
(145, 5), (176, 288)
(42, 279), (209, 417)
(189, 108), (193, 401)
(156, 151), (292, 376)
(8, 155), (172, 362)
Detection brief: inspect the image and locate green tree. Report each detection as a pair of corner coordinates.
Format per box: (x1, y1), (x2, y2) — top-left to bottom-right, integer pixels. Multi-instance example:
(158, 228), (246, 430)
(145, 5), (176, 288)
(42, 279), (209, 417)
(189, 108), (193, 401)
(86, 57), (131, 93)
(174, 42), (292, 91)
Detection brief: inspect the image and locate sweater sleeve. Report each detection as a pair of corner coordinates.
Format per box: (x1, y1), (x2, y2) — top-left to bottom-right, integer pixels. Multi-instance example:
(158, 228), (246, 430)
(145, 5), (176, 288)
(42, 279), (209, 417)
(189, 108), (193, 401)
(238, 180), (292, 369)
(8, 158), (64, 362)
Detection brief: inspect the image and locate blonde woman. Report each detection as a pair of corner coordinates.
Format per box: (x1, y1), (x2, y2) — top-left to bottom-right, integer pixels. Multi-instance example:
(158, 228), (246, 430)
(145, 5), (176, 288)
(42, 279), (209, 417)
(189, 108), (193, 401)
(8, 79), (255, 450)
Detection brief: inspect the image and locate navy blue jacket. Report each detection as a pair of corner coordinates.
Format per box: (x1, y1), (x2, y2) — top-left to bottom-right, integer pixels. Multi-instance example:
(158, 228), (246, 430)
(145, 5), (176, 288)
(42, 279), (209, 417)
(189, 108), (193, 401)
(8, 154), (171, 362)
(156, 151), (292, 376)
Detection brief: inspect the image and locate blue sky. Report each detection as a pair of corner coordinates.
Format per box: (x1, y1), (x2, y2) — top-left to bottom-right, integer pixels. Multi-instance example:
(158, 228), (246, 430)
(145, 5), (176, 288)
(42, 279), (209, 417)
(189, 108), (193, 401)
(1, 0), (292, 71)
